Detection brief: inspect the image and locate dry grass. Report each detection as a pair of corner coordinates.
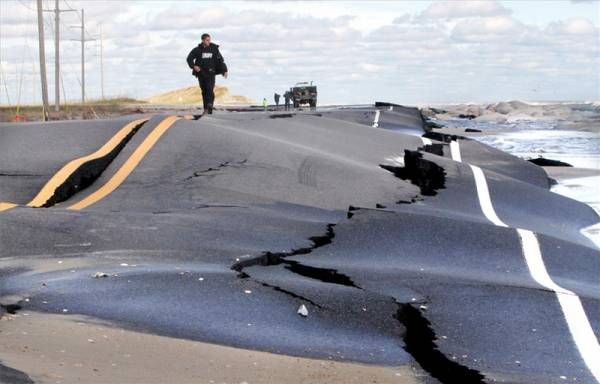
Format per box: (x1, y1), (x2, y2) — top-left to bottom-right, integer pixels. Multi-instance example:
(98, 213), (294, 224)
(0, 85), (252, 122)
(0, 97), (146, 122)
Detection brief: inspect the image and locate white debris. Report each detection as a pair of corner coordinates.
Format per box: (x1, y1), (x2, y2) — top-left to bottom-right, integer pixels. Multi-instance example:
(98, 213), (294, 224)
(87, 338), (95, 343)
(120, 263), (129, 267)
(198, 277), (204, 281)
(297, 304), (309, 317)
(419, 305), (428, 311)
(93, 272), (109, 278)
(62, 308), (69, 313)
(244, 290), (252, 294)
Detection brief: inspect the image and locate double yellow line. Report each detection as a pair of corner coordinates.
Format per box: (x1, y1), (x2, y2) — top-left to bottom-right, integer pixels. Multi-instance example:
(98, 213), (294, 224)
(0, 115), (180, 212)
(69, 115), (180, 210)
(27, 118), (148, 208)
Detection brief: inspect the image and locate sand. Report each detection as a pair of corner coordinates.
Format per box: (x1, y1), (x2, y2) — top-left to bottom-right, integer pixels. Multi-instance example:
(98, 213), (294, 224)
(145, 86), (252, 105)
(0, 311), (422, 384)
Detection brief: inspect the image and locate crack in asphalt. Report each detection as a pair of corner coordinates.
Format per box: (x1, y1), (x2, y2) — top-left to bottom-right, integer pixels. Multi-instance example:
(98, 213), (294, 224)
(395, 302), (486, 384)
(231, 204), (487, 384)
(419, 143), (445, 157)
(380, 150), (446, 196)
(257, 281), (324, 309)
(183, 159), (248, 181)
(0, 173), (43, 177)
(0, 303), (22, 316)
(231, 223), (336, 273)
(38, 120), (148, 207)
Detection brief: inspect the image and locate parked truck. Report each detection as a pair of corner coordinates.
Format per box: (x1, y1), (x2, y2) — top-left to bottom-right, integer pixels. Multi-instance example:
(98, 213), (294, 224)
(290, 82), (317, 108)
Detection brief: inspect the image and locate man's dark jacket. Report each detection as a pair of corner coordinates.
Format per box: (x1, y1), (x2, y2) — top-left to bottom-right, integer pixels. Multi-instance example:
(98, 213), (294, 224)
(186, 43), (227, 77)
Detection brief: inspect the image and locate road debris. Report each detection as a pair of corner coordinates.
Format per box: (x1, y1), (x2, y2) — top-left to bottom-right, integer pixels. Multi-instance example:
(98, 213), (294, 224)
(297, 304), (308, 317)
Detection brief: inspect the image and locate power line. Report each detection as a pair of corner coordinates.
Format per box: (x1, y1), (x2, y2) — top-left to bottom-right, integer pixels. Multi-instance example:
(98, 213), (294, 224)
(16, 0), (35, 11)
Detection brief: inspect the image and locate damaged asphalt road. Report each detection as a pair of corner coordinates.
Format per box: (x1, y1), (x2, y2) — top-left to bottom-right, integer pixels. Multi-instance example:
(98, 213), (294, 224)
(1, 105), (599, 384)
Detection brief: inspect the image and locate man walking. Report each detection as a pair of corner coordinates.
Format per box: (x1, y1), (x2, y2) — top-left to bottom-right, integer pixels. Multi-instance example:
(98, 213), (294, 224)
(186, 33), (228, 115)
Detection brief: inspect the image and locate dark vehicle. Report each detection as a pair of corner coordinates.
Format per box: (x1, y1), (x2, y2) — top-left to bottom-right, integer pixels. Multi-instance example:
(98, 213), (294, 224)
(290, 82), (317, 108)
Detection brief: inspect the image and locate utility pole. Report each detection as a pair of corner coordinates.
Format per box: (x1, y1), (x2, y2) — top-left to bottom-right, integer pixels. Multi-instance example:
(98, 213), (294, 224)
(81, 8), (85, 104)
(44, 2), (76, 112)
(54, 0), (59, 111)
(36, 0), (50, 120)
(70, 9), (95, 104)
(100, 24), (104, 100)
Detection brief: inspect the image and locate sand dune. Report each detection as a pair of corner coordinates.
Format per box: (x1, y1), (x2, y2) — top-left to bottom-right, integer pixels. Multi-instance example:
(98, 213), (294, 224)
(145, 85), (252, 105)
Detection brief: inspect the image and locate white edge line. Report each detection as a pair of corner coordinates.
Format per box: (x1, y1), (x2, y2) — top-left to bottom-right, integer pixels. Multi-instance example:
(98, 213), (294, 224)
(450, 139), (462, 162)
(372, 110), (380, 128)
(517, 228), (600, 382)
(469, 164), (508, 227)
(467, 149), (600, 382)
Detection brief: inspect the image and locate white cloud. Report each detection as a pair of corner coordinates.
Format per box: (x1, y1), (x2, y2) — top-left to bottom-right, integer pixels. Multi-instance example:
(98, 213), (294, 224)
(420, 0), (511, 19)
(547, 17), (597, 35)
(1, 0), (598, 105)
(451, 16), (526, 42)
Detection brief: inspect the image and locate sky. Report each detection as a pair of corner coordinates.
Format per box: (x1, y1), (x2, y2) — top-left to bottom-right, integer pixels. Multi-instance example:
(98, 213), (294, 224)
(1, 0), (599, 105)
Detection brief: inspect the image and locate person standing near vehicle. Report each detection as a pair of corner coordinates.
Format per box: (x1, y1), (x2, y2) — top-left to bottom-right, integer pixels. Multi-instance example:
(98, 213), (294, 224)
(186, 33), (228, 115)
(274, 93), (280, 108)
(284, 91), (291, 111)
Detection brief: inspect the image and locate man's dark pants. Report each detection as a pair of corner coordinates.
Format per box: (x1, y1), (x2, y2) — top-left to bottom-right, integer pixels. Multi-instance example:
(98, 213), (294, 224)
(198, 73), (216, 112)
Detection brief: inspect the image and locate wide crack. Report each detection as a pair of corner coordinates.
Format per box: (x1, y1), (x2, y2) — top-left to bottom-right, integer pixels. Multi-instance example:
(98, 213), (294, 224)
(419, 143), (445, 157)
(380, 150), (446, 196)
(232, 224), (335, 271)
(283, 260), (359, 288)
(230, 207), (485, 384)
(395, 302), (486, 384)
(0, 303), (22, 316)
(423, 131), (467, 143)
(40, 119), (147, 207)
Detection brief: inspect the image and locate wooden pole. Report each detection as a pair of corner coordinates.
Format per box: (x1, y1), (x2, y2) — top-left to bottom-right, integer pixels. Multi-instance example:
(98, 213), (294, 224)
(36, 0), (49, 120)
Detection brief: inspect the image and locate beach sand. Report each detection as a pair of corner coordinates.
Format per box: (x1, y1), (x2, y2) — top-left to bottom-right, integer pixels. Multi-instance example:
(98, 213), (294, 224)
(0, 311), (422, 384)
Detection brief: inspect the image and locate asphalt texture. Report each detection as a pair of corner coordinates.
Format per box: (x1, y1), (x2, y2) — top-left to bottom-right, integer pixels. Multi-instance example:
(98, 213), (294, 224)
(0, 105), (598, 384)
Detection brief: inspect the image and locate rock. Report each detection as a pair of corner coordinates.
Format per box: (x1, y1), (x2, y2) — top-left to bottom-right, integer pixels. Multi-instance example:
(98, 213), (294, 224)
(297, 304), (308, 317)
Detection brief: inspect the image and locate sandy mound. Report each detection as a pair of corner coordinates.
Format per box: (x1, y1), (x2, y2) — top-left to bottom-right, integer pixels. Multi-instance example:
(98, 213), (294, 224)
(146, 85), (252, 105)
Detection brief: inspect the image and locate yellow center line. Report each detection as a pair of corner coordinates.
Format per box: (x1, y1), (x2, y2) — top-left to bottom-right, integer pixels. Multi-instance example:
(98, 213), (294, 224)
(68, 115), (181, 210)
(27, 118), (148, 208)
(0, 202), (18, 212)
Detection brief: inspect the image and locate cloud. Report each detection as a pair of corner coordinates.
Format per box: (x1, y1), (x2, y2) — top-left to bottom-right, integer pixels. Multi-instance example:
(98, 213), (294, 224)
(1, 0), (598, 105)
(547, 17), (597, 35)
(420, 0), (511, 19)
(451, 16), (526, 42)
